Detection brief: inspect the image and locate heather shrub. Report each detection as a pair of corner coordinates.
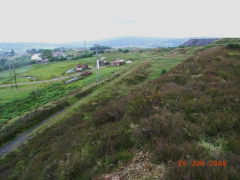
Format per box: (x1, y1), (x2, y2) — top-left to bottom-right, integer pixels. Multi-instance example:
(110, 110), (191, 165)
(89, 122), (134, 157)
(92, 97), (127, 126)
(127, 95), (153, 121)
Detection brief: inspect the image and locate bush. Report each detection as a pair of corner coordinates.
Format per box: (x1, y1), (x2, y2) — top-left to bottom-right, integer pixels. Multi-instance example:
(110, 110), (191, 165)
(71, 53), (94, 60)
(227, 43), (240, 49)
(161, 69), (167, 74)
(127, 95), (152, 121)
(90, 122), (134, 157)
(153, 140), (185, 162)
(92, 97), (128, 126)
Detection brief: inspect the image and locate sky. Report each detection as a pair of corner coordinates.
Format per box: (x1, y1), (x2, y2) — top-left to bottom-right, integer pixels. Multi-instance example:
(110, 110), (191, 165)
(0, 0), (240, 43)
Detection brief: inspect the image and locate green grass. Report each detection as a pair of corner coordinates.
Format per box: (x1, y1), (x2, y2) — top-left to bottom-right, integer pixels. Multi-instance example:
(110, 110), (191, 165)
(102, 50), (148, 61)
(147, 57), (184, 79)
(213, 38), (240, 45)
(0, 57), (96, 85)
(0, 65), (32, 84)
(21, 57), (95, 81)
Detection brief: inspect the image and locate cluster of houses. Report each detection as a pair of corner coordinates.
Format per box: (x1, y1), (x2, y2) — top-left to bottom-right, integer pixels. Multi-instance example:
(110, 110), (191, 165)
(65, 57), (132, 74)
(110, 59), (132, 66)
(100, 57), (132, 66)
(31, 51), (66, 63)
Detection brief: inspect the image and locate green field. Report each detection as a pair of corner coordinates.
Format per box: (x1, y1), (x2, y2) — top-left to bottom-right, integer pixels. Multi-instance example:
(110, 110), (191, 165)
(0, 57), (96, 84)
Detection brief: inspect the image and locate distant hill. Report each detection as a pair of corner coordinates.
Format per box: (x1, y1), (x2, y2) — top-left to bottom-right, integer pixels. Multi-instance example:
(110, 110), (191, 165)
(87, 36), (190, 48)
(182, 38), (218, 47)
(0, 37), (191, 52)
(0, 42), (62, 53)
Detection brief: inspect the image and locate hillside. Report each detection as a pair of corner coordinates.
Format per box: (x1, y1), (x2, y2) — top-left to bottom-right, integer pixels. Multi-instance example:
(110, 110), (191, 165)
(213, 38), (240, 45)
(88, 36), (190, 48)
(0, 44), (240, 179)
(182, 39), (218, 47)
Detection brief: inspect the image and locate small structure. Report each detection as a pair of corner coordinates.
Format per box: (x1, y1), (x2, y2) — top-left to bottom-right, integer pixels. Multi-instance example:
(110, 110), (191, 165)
(41, 58), (49, 63)
(31, 53), (42, 61)
(101, 57), (106, 61)
(76, 64), (88, 72)
(111, 59), (125, 66)
(100, 60), (109, 66)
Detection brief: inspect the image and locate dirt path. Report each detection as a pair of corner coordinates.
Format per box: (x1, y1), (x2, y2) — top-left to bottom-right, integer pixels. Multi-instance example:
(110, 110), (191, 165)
(0, 109), (66, 158)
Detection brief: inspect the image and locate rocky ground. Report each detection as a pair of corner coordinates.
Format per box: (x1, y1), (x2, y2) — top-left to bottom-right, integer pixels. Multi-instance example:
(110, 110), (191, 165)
(93, 151), (166, 180)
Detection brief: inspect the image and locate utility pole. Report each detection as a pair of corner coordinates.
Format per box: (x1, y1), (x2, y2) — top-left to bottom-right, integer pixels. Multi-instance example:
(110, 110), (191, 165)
(95, 44), (99, 81)
(13, 61), (17, 89)
(9, 63), (12, 89)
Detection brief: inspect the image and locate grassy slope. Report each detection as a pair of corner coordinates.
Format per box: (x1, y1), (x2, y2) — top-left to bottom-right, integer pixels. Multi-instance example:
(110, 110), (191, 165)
(213, 38), (240, 45)
(0, 65), (32, 84)
(1, 45), (239, 179)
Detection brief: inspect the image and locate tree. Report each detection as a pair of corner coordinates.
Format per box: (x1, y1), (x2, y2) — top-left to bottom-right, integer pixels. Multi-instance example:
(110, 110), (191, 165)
(10, 49), (15, 56)
(41, 49), (53, 59)
(0, 58), (7, 66)
(90, 45), (111, 51)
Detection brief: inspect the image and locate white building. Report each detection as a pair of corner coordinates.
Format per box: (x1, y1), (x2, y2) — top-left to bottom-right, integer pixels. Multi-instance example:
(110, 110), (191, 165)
(31, 53), (42, 61)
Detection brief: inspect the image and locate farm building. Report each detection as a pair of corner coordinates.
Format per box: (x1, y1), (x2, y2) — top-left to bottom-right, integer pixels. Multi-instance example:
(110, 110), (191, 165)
(76, 64), (89, 72)
(111, 59), (125, 66)
(31, 53), (42, 61)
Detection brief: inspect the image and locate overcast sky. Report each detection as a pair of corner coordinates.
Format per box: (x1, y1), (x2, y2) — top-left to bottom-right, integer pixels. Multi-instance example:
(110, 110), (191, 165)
(0, 0), (239, 43)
